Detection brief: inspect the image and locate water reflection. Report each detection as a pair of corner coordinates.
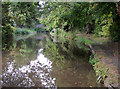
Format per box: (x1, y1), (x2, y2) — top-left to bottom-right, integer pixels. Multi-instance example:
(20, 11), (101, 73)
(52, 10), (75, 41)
(2, 33), (100, 87)
(2, 48), (56, 87)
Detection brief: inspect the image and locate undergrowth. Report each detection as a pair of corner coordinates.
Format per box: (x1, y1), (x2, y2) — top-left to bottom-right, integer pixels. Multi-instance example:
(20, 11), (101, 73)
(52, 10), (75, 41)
(89, 54), (109, 84)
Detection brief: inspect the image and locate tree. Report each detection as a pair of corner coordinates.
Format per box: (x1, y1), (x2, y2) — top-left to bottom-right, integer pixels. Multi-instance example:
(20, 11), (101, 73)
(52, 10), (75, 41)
(40, 2), (120, 41)
(2, 2), (41, 50)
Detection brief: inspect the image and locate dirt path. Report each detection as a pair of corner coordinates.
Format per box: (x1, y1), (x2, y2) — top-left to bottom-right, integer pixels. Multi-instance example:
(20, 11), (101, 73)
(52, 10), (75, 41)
(89, 38), (119, 68)
(77, 33), (119, 88)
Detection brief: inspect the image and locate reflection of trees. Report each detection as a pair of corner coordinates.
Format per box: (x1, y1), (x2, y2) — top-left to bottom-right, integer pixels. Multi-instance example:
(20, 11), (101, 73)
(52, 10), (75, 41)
(43, 38), (64, 61)
(2, 34), (57, 87)
(42, 37), (92, 74)
(43, 38), (90, 62)
(15, 38), (47, 66)
(14, 39), (40, 66)
(2, 35), (98, 87)
(2, 48), (56, 87)
(3, 36), (47, 67)
(44, 37), (98, 87)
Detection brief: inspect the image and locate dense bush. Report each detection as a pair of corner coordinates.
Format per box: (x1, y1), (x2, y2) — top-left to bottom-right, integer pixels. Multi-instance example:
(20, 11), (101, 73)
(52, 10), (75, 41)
(2, 25), (14, 50)
(2, 2), (41, 50)
(40, 2), (120, 41)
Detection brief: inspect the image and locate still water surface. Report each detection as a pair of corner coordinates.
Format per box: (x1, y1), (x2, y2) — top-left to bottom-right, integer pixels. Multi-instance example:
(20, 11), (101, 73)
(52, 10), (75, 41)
(2, 33), (101, 87)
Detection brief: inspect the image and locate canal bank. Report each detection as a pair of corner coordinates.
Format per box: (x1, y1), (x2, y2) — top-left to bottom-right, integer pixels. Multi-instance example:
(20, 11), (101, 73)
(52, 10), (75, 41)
(76, 33), (119, 88)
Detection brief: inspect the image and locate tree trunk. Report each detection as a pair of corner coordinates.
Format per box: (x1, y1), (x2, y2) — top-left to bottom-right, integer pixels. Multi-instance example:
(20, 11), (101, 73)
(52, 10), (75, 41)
(116, 2), (120, 17)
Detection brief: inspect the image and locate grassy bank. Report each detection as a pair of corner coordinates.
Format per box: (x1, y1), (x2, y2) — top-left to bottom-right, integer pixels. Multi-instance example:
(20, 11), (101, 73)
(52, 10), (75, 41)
(14, 27), (46, 35)
(15, 28), (36, 35)
(75, 35), (110, 84)
(77, 33), (119, 87)
(89, 54), (109, 84)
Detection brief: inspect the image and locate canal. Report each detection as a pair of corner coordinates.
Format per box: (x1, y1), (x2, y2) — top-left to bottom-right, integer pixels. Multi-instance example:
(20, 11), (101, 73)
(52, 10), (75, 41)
(1, 33), (102, 87)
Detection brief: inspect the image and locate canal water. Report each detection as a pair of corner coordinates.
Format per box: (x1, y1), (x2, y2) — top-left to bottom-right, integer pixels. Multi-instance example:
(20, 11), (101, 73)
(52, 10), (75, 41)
(1, 33), (101, 87)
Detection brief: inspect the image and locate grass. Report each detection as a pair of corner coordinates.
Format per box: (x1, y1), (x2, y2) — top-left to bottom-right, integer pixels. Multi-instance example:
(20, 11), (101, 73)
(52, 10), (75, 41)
(89, 54), (109, 84)
(75, 31), (110, 45)
(15, 28), (36, 34)
(75, 37), (94, 45)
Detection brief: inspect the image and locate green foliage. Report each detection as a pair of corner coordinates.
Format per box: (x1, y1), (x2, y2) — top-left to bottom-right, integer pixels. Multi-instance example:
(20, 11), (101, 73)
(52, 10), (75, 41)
(41, 2), (120, 41)
(34, 27), (45, 32)
(2, 9), (15, 50)
(40, 2), (92, 31)
(97, 67), (109, 83)
(89, 54), (98, 65)
(2, 2), (120, 51)
(89, 54), (109, 83)
(2, 25), (14, 50)
(76, 37), (94, 45)
(2, 2), (41, 50)
(43, 38), (65, 60)
(15, 28), (36, 34)
(7, 2), (41, 28)
(2, 2), (14, 50)
(94, 12), (113, 37)
(91, 2), (120, 40)
(109, 21), (120, 41)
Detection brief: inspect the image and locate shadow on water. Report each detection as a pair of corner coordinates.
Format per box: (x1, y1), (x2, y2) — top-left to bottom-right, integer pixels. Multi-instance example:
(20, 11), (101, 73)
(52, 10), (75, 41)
(1, 33), (103, 87)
